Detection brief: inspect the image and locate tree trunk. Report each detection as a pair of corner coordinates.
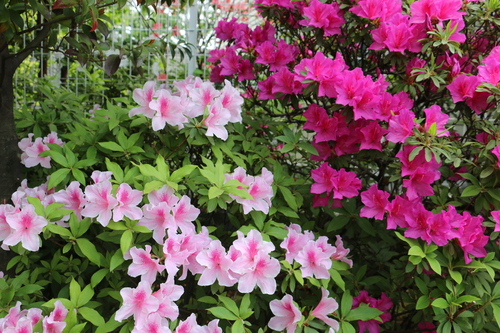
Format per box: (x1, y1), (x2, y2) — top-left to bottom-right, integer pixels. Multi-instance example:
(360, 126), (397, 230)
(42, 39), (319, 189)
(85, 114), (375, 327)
(0, 25), (51, 274)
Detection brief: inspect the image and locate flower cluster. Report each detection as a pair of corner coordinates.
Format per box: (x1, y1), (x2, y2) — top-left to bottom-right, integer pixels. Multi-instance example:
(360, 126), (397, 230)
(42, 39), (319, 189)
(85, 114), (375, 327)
(224, 166), (274, 214)
(0, 300), (68, 333)
(18, 132), (64, 168)
(129, 77), (244, 140)
(281, 223), (352, 279)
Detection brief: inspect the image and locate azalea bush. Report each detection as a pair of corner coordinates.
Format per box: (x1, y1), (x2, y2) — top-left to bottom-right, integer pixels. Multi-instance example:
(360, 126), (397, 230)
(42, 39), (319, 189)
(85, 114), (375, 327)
(2, 0), (500, 333)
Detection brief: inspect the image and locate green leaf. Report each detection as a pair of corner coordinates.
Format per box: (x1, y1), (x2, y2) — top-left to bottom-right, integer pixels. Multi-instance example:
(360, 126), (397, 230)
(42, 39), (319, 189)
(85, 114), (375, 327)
(120, 230), (133, 255)
(491, 303), (500, 328)
(345, 304), (383, 321)
(409, 246), (426, 258)
(198, 296), (218, 304)
(426, 257), (442, 275)
(239, 294), (251, 314)
(449, 270), (462, 284)
(77, 285), (94, 307)
(48, 168), (71, 189)
(232, 320), (244, 333)
(68, 323), (87, 333)
(279, 186), (298, 211)
(219, 295), (239, 316)
(46, 223), (73, 238)
(99, 141), (124, 152)
(416, 295), (431, 310)
(208, 187), (224, 199)
(91, 269), (109, 288)
(15, 284), (44, 296)
(340, 322), (356, 333)
(76, 238), (102, 266)
(329, 268), (345, 291)
(208, 306), (239, 320)
(79, 307), (105, 326)
(170, 165), (197, 182)
(455, 295), (479, 304)
(110, 249), (125, 272)
(340, 290), (352, 317)
(70, 278), (81, 305)
(431, 298), (449, 309)
(461, 185), (482, 197)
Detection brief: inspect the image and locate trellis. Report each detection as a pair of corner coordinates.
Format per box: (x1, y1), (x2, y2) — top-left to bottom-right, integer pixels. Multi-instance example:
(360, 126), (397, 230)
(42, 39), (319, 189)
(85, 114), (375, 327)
(14, 0), (258, 105)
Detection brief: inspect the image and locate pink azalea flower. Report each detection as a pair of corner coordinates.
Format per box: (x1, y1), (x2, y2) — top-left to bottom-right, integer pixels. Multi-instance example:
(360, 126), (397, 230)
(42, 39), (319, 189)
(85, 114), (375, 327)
(204, 99), (231, 140)
(115, 281), (160, 329)
(359, 121), (388, 152)
(350, 0), (402, 22)
(332, 169), (362, 200)
(81, 180), (119, 227)
(235, 251), (280, 294)
(386, 195), (411, 229)
(296, 239), (333, 279)
(423, 105), (449, 137)
(131, 314), (171, 333)
(151, 278), (183, 321)
(492, 145), (500, 168)
(299, 0), (345, 36)
(331, 235), (353, 268)
(130, 81), (157, 118)
(0, 204), (16, 243)
(280, 224), (315, 264)
(42, 300), (68, 333)
(21, 137), (51, 168)
(447, 74), (479, 103)
(90, 171), (113, 183)
(359, 184), (390, 220)
(410, 0), (465, 24)
(311, 288), (340, 330)
(311, 163), (337, 194)
(171, 196), (199, 233)
(3, 204), (47, 252)
(386, 109), (416, 143)
(192, 319), (222, 333)
(127, 245), (165, 284)
(492, 210), (500, 232)
(268, 294), (302, 333)
(217, 80), (244, 123)
(138, 202), (176, 244)
(113, 183), (143, 222)
(43, 132), (64, 146)
(52, 181), (86, 220)
(148, 185), (179, 207)
(196, 240), (237, 287)
(175, 313), (201, 333)
(187, 81), (221, 118)
(149, 89), (187, 131)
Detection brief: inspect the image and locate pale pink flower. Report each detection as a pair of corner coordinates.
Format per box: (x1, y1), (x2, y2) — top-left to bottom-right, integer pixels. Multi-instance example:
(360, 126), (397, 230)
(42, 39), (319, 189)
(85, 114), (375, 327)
(115, 281), (160, 329)
(192, 319), (223, 333)
(217, 80), (244, 123)
(152, 278), (183, 321)
(175, 313), (201, 333)
(280, 224), (315, 264)
(42, 300), (68, 333)
(196, 239), (237, 287)
(204, 99), (231, 140)
(3, 204), (47, 251)
(148, 185), (179, 206)
(52, 181), (86, 220)
(187, 81), (221, 118)
(311, 288), (340, 330)
(21, 137), (51, 168)
(149, 89), (187, 130)
(90, 171), (113, 183)
(43, 132), (64, 146)
(127, 245), (165, 284)
(331, 235), (353, 268)
(138, 202), (176, 244)
(296, 240), (333, 279)
(268, 294), (302, 332)
(130, 81), (157, 118)
(171, 196), (199, 233)
(113, 183), (143, 222)
(81, 180), (119, 227)
(131, 314), (171, 333)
